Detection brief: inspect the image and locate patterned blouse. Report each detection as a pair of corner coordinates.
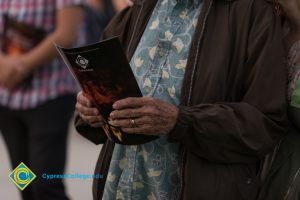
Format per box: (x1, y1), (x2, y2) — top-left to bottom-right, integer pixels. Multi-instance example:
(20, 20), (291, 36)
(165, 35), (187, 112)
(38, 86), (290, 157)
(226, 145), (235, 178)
(102, 0), (203, 199)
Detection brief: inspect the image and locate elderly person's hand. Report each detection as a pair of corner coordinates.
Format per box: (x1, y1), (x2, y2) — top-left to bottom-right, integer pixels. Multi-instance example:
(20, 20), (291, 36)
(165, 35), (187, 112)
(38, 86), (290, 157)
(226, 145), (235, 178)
(76, 91), (104, 128)
(110, 97), (179, 135)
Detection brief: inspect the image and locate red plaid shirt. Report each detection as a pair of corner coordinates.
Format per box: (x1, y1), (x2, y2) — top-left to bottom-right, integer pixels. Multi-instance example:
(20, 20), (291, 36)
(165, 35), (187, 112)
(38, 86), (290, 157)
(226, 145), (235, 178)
(0, 0), (86, 109)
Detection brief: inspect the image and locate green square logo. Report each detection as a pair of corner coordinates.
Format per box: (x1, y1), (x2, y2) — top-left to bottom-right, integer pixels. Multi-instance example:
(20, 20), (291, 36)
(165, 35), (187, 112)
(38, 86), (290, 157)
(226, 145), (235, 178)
(8, 162), (36, 190)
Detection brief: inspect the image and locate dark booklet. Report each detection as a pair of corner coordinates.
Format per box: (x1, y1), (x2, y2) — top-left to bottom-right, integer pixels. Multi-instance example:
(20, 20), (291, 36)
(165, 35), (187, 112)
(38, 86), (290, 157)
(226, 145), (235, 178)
(55, 37), (158, 145)
(1, 15), (45, 55)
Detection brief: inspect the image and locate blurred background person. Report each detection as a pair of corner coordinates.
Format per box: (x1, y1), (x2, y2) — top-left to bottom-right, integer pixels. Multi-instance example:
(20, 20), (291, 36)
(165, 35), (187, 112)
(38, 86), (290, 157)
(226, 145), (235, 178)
(0, 0), (86, 200)
(258, 0), (300, 199)
(84, 0), (131, 44)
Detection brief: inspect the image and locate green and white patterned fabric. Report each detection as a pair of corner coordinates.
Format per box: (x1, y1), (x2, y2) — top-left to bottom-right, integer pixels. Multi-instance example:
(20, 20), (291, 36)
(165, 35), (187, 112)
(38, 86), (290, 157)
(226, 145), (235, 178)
(102, 0), (203, 199)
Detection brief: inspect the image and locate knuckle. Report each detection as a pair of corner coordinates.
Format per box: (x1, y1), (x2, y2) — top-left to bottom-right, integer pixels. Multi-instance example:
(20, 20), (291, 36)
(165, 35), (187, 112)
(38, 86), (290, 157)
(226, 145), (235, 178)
(128, 110), (135, 117)
(128, 97), (139, 105)
(124, 97), (134, 104)
(75, 103), (83, 113)
(145, 106), (155, 114)
(127, 97), (135, 101)
(136, 108), (144, 116)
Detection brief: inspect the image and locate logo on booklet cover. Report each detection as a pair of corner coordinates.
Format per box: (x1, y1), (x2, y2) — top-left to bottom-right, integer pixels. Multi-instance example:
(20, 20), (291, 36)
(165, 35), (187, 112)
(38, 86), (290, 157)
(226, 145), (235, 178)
(8, 162), (36, 190)
(76, 55), (89, 69)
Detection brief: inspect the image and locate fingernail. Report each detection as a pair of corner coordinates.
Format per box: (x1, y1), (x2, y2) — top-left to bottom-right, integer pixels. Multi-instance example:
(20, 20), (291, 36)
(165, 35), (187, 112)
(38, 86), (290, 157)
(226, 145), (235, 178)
(112, 103), (117, 109)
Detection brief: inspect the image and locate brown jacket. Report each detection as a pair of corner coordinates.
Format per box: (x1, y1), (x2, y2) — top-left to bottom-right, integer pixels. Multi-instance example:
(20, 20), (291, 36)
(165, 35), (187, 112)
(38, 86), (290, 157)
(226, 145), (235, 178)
(75, 0), (288, 199)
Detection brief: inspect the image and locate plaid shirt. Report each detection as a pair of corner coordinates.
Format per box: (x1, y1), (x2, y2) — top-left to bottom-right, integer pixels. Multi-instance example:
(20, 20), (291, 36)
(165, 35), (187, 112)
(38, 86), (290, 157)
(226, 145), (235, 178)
(0, 0), (86, 110)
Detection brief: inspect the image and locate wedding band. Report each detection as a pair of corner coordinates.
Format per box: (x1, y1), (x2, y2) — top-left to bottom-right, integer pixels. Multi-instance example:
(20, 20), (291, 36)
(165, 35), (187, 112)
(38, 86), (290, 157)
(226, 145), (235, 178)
(131, 119), (136, 128)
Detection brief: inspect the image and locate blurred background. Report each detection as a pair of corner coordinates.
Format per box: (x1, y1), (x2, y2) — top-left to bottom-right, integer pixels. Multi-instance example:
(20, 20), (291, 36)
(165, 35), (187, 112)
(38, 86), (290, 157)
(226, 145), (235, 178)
(0, 118), (101, 200)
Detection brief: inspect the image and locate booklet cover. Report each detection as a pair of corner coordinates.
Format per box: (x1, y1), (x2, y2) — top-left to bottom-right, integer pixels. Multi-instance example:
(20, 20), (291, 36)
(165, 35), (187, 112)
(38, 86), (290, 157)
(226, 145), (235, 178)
(55, 37), (158, 145)
(1, 15), (45, 55)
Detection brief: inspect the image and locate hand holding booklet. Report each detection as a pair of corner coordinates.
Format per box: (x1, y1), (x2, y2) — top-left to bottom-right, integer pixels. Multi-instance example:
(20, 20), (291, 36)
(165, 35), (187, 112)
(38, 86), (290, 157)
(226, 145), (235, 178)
(55, 37), (158, 145)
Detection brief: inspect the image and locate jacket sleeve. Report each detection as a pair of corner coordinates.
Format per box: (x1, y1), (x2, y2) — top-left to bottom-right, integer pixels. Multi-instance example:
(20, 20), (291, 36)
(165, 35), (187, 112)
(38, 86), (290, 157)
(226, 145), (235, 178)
(168, 3), (289, 164)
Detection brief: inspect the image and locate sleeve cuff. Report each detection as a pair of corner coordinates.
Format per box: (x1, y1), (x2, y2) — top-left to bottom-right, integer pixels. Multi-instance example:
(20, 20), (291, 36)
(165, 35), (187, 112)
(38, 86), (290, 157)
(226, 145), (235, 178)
(168, 106), (192, 143)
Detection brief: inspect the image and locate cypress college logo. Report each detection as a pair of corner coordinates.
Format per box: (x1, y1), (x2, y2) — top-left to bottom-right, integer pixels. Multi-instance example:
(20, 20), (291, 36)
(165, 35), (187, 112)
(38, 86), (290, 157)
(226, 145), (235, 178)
(76, 55), (89, 69)
(8, 162), (36, 190)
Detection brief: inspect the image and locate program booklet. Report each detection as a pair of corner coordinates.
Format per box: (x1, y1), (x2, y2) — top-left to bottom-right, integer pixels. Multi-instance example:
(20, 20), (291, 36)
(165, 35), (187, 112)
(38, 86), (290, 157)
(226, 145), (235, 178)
(55, 37), (158, 145)
(1, 14), (45, 55)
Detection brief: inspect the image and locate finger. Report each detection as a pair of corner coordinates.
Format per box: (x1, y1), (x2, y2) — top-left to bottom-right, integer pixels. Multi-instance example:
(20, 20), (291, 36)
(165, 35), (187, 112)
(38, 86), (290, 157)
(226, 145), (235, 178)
(80, 114), (103, 125)
(113, 116), (153, 128)
(121, 126), (158, 135)
(113, 117), (146, 128)
(122, 127), (145, 134)
(113, 96), (153, 110)
(76, 102), (99, 116)
(77, 91), (92, 107)
(110, 107), (148, 120)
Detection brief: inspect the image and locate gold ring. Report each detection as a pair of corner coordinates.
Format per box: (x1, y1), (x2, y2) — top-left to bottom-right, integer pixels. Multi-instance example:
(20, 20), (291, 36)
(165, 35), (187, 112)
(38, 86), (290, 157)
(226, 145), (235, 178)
(131, 119), (136, 128)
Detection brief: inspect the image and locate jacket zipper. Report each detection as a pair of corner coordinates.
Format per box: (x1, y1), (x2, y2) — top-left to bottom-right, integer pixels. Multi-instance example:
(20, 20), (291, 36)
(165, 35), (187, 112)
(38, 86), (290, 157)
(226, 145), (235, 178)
(187, 0), (213, 105)
(178, 0), (213, 199)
